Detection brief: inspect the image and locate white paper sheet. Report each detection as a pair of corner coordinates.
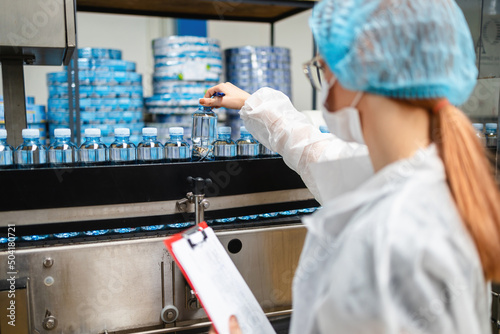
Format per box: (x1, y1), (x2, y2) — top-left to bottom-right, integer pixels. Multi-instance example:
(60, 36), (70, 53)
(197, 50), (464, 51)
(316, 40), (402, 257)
(170, 227), (276, 334)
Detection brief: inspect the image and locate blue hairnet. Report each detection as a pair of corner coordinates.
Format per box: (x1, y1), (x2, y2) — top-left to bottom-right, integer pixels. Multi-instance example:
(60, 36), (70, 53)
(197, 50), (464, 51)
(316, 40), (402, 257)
(309, 0), (478, 105)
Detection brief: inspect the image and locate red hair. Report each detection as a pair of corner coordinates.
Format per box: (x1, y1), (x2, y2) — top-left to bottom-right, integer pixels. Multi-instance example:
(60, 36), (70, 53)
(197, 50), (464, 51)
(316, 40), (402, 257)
(409, 98), (500, 282)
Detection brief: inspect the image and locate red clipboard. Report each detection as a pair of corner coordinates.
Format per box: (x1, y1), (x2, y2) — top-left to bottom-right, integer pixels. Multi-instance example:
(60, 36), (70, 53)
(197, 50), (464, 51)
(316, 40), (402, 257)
(163, 222), (212, 324)
(163, 223), (275, 334)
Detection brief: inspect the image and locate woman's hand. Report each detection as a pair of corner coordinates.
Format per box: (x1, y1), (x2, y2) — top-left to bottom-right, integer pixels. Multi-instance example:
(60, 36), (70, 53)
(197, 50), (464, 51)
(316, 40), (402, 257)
(199, 82), (251, 110)
(208, 315), (242, 334)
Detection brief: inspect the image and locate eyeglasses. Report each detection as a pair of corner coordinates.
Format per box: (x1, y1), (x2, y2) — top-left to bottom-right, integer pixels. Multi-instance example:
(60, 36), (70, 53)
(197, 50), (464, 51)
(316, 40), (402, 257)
(303, 54), (325, 91)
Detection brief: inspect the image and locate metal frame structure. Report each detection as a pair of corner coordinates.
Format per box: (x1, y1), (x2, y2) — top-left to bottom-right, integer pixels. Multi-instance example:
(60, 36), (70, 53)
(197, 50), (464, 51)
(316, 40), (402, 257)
(0, 0), (77, 146)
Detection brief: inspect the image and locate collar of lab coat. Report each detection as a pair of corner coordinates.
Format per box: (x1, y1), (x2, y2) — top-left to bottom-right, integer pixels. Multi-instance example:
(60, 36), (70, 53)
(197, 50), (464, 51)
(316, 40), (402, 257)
(303, 144), (445, 238)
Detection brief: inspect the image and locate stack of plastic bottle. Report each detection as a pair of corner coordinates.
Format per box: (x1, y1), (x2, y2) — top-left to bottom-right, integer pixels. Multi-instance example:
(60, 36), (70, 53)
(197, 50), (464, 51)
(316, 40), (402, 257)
(46, 47), (144, 145)
(224, 46), (291, 138)
(145, 36), (223, 142)
(0, 96), (48, 143)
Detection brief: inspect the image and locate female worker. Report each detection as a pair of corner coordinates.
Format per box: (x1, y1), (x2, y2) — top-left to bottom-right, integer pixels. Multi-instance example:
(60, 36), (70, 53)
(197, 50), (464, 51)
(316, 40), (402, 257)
(203, 0), (500, 333)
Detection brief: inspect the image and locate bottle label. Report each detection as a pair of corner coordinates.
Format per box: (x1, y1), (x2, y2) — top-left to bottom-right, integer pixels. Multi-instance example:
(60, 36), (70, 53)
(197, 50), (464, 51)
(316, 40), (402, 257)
(166, 145), (190, 160)
(138, 147), (165, 161)
(214, 144), (236, 158)
(237, 143), (259, 157)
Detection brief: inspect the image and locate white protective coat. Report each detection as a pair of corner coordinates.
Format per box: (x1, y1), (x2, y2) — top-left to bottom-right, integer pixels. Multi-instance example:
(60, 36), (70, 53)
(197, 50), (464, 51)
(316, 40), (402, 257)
(239, 88), (490, 334)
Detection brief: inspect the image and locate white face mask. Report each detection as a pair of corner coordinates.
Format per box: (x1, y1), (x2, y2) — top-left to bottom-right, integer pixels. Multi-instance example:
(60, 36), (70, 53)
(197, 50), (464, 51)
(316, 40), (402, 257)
(321, 77), (365, 145)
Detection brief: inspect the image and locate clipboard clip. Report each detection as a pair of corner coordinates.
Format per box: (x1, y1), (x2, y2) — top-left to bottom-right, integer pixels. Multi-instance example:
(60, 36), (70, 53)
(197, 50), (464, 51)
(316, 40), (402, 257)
(182, 224), (208, 249)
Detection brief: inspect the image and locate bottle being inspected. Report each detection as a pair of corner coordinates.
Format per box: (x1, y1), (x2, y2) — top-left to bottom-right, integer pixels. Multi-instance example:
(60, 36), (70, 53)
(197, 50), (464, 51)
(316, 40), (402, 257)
(109, 128), (137, 164)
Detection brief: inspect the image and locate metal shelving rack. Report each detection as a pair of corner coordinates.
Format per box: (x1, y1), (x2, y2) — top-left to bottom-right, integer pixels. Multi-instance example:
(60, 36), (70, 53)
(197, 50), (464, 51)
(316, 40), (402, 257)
(76, 0), (316, 22)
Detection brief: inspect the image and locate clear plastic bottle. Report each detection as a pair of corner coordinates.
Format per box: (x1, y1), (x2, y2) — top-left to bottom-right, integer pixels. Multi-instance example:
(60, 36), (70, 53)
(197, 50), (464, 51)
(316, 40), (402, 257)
(15, 129), (47, 168)
(259, 143), (278, 157)
(113, 227), (138, 234)
(48, 128), (78, 167)
(137, 127), (165, 163)
(79, 128), (108, 165)
(213, 126), (236, 160)
(140, 224), (165, 231)
(215, 216), (237, 224)
(279, 209), (298, 216)
(238, 214), (259, 221)
(0, 129), (14, 169)
(165, 127), (190, 162)
(236, 126), (259, 158)
(485, 123), (497, 148)
(472, 123), (486, 147)
(83, 229), (109, 236)
(110, 128), (137, 164)
(191, 106), (217, 161)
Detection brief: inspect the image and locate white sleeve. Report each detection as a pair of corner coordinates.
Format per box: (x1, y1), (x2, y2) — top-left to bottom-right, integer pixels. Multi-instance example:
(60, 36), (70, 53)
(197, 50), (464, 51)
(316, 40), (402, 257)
(239, 88), (368, 202)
